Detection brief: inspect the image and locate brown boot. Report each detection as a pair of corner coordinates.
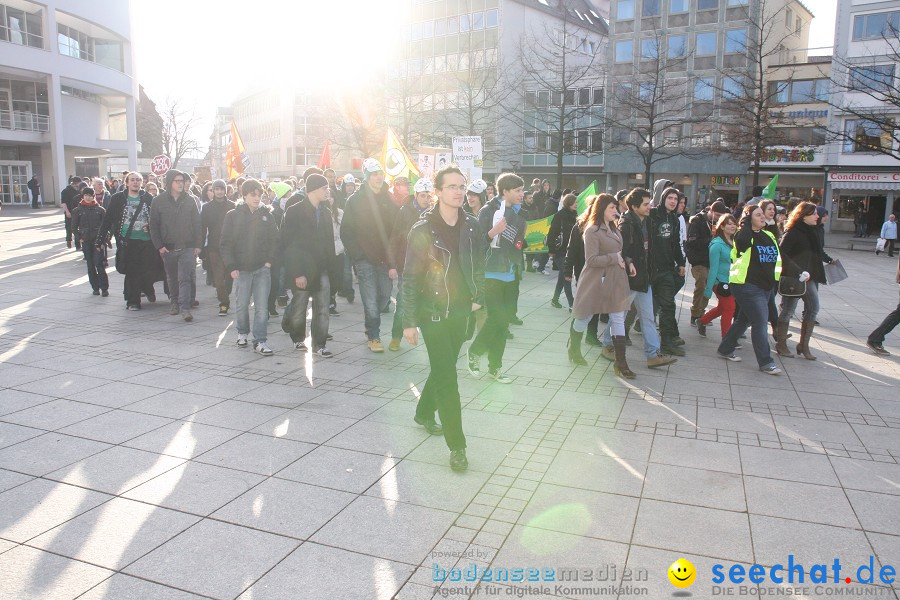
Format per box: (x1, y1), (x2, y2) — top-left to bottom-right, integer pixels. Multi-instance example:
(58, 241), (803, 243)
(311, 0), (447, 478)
(613, 336), (635, 379)
(774, 321), (794, 357)
(796, 319), (817, 360)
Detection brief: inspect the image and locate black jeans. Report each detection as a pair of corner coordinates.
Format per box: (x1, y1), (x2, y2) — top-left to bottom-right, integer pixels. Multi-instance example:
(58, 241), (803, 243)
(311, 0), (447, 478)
(553, 267), (574, 306)
(470, 278), (516, 370)
(652, 271), (680, 342)
(65, 215), (76, 245)
(869, 291), (900, 345)
(83, 245), (109, 292)
(123, 239), (158, 307)
(417, 312), (469, 451)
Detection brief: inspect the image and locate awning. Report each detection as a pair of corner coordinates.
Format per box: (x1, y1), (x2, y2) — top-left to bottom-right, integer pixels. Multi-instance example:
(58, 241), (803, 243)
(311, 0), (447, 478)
(830, 181), (900, 190)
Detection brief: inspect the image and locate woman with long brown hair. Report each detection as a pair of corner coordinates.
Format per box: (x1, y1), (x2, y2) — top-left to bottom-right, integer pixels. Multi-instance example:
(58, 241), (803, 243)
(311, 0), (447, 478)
(698, 214), (738, 338)
(568, 194), (635, 378)
(775, 201), (826, 359)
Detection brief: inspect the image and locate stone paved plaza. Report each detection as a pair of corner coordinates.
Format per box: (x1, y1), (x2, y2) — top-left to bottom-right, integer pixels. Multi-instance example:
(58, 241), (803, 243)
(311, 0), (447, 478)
(1, 206), (899, 600)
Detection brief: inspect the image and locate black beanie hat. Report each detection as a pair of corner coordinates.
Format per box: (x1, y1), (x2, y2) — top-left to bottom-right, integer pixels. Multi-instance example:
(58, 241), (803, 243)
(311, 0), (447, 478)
(305, 173), (328, 194)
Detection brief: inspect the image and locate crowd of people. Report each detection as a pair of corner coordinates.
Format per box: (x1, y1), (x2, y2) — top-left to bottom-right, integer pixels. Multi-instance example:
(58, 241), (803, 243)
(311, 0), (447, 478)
(56, 167), (899, 471)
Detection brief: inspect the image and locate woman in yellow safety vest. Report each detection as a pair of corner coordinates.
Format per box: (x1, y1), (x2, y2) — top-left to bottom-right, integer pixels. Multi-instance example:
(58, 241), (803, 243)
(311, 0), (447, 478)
(717, 204), (783, 375)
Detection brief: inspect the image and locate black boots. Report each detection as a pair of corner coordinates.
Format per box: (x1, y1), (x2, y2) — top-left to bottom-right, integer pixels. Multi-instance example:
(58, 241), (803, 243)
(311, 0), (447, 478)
(568, 322), (588, 366)
(613, 336), (636, 379)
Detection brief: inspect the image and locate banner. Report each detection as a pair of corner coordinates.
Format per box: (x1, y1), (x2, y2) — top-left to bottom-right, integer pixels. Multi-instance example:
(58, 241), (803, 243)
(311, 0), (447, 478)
(416, 146), (452, 180)
(524, 180), (598, 254)
(381, 127), (420, 184)
(452, 136), (483, 182)
(225, 121), (249, 180)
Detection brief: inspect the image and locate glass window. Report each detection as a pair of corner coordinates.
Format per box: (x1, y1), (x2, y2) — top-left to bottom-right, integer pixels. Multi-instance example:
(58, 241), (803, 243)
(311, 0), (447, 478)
(639, 82), (656, 101)
(538, 90), (549, 108)
(727, 0), (748, 5)
(768, 80), (789, 103)
(615, 39), (633, 62)
(670, 0), (688, 13)
(813, 78), (829, 101)
(725, 28), (746, 53)
(618, 0), (634, 19)
(460, 14), (470, 32)
(694, 77), (714, 101)
(696, 32), (717, 56)
(579, 88), (591, 105)
(472, 11), (484, 30)
(850, 65), (894, 94)
(641, 38), (658, 60)
(844, 118), (894, 153)
(698, 0), (718, 9)
(485, 9), (498, 28)
(435, 17), (447, 36)
(668, 34), (686, 58)
(642, 0), (661, 17)
(593, 87), (605, 104)
(723, 76), (743, 99)
(411, 22), (422, 40)
(423, 19), (434, 38)
(790, 80), (815, 102)
(447, 15), (458, 34)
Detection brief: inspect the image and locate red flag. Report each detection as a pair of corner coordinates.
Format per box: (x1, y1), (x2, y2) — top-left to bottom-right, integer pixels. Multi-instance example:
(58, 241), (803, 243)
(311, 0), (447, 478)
(317, 141), (331, 169)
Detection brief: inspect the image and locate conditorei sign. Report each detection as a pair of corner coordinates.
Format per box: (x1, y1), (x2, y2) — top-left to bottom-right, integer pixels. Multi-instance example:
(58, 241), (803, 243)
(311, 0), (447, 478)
(828, 172), (900, 183)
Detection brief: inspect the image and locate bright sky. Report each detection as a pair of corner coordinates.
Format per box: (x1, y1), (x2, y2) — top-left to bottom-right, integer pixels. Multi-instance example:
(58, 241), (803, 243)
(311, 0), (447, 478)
(132, 0), (402, 153)
(133, 0), (839, 151)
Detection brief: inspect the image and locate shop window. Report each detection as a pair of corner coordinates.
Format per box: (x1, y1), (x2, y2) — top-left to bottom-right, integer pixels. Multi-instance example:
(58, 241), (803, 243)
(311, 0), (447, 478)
(843, 118), (895, 153)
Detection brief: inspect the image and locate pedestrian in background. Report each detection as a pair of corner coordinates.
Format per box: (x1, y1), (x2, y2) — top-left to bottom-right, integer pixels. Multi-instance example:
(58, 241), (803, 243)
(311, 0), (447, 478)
(72, 187), (109, 297)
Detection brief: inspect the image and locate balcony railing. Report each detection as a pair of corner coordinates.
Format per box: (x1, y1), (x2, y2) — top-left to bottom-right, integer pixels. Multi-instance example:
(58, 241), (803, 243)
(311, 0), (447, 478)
(0, 110), (49, 132)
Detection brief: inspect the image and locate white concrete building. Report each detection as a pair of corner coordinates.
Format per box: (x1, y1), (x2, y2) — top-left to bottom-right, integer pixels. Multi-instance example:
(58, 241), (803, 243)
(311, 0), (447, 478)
(825, 0), (900, 232)
(0, 0), (138, 206)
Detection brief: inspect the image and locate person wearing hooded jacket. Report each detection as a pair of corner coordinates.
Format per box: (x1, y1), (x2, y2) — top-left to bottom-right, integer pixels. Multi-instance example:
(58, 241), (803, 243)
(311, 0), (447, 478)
(72, 187), (109, 296)
(548, 194), (577, 309)
(201, 180), (236, 316)
(775, 202), (827, 360)
(686, 200), (729, 325)
(388, 177), (435, 351)
(340, 158), (400, 352)
(648, 180), (687, 356)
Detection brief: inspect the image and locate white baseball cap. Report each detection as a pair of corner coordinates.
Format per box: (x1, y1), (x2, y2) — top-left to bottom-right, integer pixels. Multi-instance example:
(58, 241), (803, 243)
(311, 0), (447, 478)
(467, 179), (487, 194)
(363, 158), (383, 176)
(414, 178), (434, 194)
(343, 174), (356, 185)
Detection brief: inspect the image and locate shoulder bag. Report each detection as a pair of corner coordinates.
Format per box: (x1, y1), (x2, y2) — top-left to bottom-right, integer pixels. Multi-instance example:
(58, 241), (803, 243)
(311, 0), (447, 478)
(778, 275), (806, 297)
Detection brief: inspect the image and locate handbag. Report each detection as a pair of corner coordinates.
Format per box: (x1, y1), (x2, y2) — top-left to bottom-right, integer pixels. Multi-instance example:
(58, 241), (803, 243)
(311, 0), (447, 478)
(716, 282), (732, 297)
(778, 275), (807, 297)
(115, 197), (146, 274)
(876, 238), (887, 252)
(824, 259), (848, 285)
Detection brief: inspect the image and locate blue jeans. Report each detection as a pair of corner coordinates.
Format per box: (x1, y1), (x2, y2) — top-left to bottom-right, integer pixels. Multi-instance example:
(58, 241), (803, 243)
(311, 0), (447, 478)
(779, 280), (819, 323)
(580, 311), (624, 336)
(604, 288), (662, 357)
(233, 266), (271, 343)
(355, 259), (392, 340)
(162, 248), (197, 312)
(719, 283), (775, 370)
(553, 268), (573, 306)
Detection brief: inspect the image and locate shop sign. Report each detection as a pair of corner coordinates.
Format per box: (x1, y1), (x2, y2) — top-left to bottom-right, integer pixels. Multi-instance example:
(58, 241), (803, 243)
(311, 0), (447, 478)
(711, 176), (741, 186)
(759, 147), (819, 164)
(769, 109), (829, 120)
(828, 172), (900, 183)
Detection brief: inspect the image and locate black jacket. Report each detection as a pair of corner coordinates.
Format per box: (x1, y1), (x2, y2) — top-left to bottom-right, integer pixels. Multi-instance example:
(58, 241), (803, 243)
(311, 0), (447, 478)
(542, 198), (559, 218)
(340, 183), (399, 267)
(815, 224), (834, 263)
(71, 202), (105, 243)
(61, 185), (80, 212)
(281, 199), (338, 292)
(780, 222), (826, 284)
(389, 199), (430, 273)
(548, 208), (577, 255)
(97, 190), (154, 245)
(150, 191), (202, 250)
(685, 211), (713, 267)
(219, 203), (279, 274)
(400, 207), (485, 328)
(619, 210), (651, 292)
(564, 223), (585, 281)
(201, 198), (236, 251)
(647, 204), (686, 277)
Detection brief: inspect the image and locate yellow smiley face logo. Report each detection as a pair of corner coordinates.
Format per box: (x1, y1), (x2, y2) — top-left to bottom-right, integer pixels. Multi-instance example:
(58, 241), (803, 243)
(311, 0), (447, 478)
(668, 558), (696, 588)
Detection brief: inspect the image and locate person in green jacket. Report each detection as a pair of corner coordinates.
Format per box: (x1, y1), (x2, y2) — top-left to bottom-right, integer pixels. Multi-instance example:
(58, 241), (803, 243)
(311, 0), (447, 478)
(698, 214), (737, 338)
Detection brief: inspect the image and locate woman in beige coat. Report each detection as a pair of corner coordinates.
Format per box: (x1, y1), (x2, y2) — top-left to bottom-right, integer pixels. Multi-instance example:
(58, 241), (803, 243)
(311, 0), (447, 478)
(569, 194), (635, 378)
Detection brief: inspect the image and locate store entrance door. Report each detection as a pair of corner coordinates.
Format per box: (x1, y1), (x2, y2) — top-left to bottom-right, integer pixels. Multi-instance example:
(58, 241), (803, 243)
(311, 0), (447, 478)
(868, 196), (887, 234)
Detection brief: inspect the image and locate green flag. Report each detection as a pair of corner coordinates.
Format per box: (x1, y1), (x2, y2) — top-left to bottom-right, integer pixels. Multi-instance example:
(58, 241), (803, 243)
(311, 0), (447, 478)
(762, 175), (778, 199)
(576, 181), (598, 215)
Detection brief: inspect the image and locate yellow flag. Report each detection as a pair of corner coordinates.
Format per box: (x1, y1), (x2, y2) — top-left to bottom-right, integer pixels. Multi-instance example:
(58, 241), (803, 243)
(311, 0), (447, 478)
(225, 121), (249, 180)
(380, 127), (420, 183)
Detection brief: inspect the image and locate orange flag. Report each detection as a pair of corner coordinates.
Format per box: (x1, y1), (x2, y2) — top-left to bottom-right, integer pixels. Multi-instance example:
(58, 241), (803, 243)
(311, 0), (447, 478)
(225, 121), (248, 179)
(317, 140), (331, 169)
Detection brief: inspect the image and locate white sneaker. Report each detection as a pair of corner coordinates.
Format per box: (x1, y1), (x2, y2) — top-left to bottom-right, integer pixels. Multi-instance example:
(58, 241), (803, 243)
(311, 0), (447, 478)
(315, 347), (333, 358)
(761, 364), (781, 375)
(294, 341), (307, 351)
(254, 341), (274, 356)
(718, 351), (741, 362)
(237, 334), (248, 348)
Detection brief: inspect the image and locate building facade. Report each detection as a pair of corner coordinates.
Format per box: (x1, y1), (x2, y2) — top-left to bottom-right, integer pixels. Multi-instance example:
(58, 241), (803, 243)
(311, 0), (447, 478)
(604, 0), (814, 206)
(0, 0), (138, 206)
(824, 0), (900, 233)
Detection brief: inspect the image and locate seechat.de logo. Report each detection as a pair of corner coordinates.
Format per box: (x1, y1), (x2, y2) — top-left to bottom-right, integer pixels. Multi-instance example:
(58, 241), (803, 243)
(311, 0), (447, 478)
(668, 558), (697, 588)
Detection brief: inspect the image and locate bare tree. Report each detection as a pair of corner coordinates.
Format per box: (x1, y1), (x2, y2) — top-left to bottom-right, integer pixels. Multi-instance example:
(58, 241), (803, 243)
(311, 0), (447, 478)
(603, 28), (702, 186)
(715, 0), (804, 188)
(324, 89), (386, 162)
(507, 1), (605, 188)
(825, 26), (900, 160)
(160, 97), (202, 169)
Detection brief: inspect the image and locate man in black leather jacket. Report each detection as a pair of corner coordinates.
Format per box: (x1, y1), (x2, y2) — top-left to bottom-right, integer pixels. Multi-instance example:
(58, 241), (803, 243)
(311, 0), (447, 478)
(400, 166), (485, 472)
